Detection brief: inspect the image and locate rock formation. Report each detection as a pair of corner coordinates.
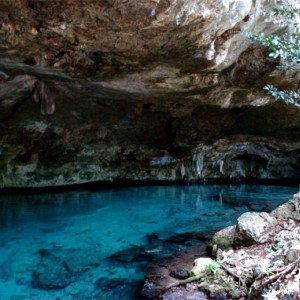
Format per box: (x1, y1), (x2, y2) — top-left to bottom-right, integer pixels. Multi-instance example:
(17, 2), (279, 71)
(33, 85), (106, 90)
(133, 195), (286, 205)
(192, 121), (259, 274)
(0, 0), (299, 187)
(142, 193), (300, 299)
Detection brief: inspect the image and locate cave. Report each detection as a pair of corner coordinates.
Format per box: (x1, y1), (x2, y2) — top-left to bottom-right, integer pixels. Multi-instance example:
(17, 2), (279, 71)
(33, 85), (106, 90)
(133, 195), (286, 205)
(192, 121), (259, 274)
(0, 1), (299, 299)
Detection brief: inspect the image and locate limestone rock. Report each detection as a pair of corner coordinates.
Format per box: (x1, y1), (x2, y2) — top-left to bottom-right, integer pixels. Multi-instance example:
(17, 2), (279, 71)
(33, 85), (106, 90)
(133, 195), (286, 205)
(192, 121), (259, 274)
(142, 281), (163, 300)
(149, 193), (300, 300)
(0, 0), (299, 187)
(0, 0), (276, 73)
(33, 81), (55, 115)
(162, 289), (208, 300)
(0, 75), (36, 120)
(211, 225), (236, 251)
(236, 212), (277, 245)
(285, 242), (300, 264)
(271, 193), (300, 221)
(169, 269), (190, 280)
(190, 257), (215, 277)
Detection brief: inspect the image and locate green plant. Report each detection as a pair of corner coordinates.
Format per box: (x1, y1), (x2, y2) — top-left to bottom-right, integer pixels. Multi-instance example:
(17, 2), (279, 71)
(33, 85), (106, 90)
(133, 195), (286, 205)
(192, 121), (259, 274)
(264, 268), (275, 277)
(222, 276), (234, 287)
(230, 289), (241, 298)
(265, 243), (284, 253)
(265, 247), (273, 253)
(206, 258), (222, 278)
(243, 1), (300, 106)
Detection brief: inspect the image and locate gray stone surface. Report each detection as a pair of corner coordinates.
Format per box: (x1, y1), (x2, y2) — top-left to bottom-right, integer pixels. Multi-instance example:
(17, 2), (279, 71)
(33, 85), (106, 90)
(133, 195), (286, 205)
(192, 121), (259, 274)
(236, 212), (277, 245)
(285, 242), (300, 264)
(162, 290), (208, 300)
(211, 225), (236, 251)
(271, 194), (300, 221)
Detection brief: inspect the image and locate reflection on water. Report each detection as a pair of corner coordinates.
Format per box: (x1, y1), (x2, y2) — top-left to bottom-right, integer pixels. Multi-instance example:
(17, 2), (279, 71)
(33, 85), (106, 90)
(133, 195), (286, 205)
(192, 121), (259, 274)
(0, 190), (108, 227)
(0, 184), (297, 299)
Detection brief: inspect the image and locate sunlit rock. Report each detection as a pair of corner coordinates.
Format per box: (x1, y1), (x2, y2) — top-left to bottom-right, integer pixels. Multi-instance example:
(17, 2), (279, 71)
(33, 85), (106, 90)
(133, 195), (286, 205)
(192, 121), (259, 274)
(236, 212), (277, 245)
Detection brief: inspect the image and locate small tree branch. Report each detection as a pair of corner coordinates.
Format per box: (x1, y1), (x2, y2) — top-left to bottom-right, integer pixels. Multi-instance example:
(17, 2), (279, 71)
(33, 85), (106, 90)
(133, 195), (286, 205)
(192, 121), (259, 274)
(249, 257), (300, 298)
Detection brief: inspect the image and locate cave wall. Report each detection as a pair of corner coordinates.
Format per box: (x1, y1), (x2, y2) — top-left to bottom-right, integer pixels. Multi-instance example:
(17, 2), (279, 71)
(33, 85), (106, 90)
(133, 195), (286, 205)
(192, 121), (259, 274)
(0, 0), (299, 187)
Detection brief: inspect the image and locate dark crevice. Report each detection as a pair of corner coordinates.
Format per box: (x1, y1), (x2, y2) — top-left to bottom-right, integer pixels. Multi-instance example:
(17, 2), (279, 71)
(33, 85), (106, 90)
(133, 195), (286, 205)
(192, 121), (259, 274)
(0, 95), (32, 122)
(165, 117), (186, 158)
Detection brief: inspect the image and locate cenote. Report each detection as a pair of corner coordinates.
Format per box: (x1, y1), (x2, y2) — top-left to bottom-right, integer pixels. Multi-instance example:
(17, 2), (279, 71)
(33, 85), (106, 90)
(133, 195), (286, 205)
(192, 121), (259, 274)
(0, 184), (298, 300)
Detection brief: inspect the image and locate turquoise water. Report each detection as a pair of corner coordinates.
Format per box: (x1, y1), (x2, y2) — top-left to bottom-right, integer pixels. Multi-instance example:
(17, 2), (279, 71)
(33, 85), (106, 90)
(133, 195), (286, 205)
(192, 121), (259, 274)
(0, 184), (297, 299)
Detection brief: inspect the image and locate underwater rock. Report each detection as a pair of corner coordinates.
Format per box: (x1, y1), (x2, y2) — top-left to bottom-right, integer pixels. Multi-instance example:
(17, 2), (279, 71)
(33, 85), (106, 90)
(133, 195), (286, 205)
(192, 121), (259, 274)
(32, 251), (74, 290)
(109, 230), (213, 270)
(165, 231), (215, 245)
(108, 245), (153, 263)
(32, 248), (101, 290)
(285, 242), (300, 264)
(142, 246), (207, 299)
(95, 278), (143, 300)
(146, 232), (159, 244)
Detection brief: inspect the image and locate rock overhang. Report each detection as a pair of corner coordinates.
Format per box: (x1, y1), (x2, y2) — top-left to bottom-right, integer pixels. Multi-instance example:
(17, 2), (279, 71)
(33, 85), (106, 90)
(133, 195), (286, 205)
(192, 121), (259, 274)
(0, 0), (299, 187)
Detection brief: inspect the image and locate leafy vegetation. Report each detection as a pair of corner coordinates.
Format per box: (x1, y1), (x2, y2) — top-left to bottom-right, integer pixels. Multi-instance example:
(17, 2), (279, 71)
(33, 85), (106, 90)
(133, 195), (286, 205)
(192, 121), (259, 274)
(205, 258), (222, 278)
(243, 1), (300, 106)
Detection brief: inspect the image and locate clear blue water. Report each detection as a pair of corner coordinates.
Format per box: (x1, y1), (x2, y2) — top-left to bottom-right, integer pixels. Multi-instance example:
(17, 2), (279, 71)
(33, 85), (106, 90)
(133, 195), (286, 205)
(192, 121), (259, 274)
(0, 184), (297, 300)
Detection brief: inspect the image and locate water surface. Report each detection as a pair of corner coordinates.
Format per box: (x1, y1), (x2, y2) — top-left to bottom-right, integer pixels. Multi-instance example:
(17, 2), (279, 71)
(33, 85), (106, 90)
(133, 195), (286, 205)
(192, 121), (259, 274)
(0, 184), (297, 299)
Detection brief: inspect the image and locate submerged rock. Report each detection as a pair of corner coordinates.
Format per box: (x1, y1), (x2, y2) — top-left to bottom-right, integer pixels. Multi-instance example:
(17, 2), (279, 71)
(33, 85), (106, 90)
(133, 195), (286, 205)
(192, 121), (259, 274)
(142, 246), (207, 299)
(95, 278), (143, 300)
(32, 248), (102, 290)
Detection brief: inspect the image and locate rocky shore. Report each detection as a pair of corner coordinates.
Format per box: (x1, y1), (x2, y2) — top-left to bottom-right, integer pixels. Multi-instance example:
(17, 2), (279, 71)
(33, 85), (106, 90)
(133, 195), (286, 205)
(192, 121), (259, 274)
(142, 192), (300, 299)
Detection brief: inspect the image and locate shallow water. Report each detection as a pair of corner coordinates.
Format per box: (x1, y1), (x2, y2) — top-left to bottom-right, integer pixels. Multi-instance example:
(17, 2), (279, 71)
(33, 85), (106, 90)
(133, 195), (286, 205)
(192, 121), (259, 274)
(0, 184), (297, 299)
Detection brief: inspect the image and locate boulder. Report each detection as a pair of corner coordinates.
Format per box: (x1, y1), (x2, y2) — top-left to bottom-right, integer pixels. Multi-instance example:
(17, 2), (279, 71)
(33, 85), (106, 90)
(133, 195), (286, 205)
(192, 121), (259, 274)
(236, 212), (277, 245)
(271, 193), (300, 221)
(211, 225), (236, 252)
(169, 269), (190, 280)
(190, 257), (215, 277)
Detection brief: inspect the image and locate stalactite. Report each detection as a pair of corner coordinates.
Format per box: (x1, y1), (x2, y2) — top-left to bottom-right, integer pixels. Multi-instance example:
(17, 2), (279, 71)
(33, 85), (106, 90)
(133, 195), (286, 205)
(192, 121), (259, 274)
(33, 81), (55, 115)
